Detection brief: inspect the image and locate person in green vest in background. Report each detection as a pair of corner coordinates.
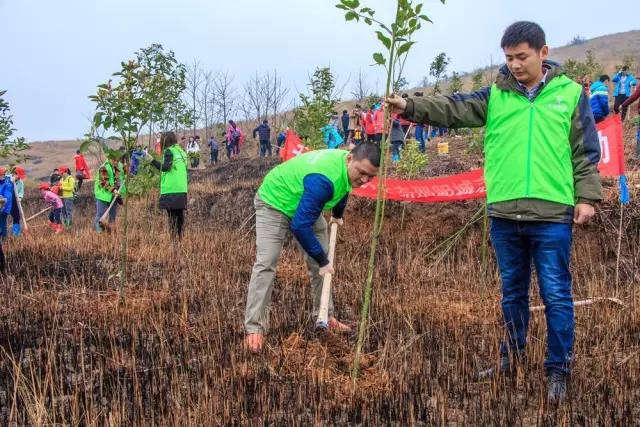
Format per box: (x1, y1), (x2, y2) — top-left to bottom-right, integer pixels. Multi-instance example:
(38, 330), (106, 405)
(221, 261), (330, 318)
(387, 21), (602, 403)
(244, 143), (380, 353)
(148, 131), (188, 239)
(94, 153), (125, 233)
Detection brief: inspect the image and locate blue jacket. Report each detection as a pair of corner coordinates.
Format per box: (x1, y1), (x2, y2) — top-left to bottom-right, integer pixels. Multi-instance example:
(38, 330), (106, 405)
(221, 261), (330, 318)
(321, 125), (343, 149)
(253, 123), (271, 141)
(612, 72), (637, 97)
(290, 174), (348, 267)
(589, 81), (609, 118)
(0, 177), (14, 215)
(341, 112), (350, 130)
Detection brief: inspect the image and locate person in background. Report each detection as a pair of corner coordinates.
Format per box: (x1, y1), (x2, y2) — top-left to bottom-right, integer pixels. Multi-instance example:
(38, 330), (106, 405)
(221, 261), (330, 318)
(149, 131), (189, 240)
(94, 154), (124, 233)
(9, 166), (25, 236)
(253, 119), (272, 157)
(227, 120), (243, 159)
(74, 150), (91, 191)
(276, 130), (287, 151)
(208, 135), (219, 164)
(390, 118), (405, 162)
(352, 126), (364, 146)
(413, 92), (426, 152)
(39, 183), (63, 234)
(372, 103), (385, 143)
(49, 168), (62, 194)
(620, 80), (640, 121)
(341, 110), (350, 138)
(620, 83), (640, 158)
(0, 168), (15, 242)
(387, 21), (601, 403)
(363, 105), (376, 142)
(589, 75), (610, 124)
(59, 166), (76, 227)
(187, 136), (200, 168)
(612, 66), (637, 118)
(130, 146), (145, 176)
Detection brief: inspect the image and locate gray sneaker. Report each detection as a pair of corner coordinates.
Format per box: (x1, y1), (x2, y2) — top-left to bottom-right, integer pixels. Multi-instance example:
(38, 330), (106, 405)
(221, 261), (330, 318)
(546, 369), (568, 403)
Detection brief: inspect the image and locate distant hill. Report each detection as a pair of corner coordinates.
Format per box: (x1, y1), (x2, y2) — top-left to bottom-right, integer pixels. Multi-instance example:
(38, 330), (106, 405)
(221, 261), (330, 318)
(548, 30), (640, 73)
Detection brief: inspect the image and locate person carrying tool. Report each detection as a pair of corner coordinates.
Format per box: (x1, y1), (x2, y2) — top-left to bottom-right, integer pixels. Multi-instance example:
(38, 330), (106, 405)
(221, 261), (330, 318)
(39, 183), (63, 234)
(148, 131), (189, 240)
(0, 168), (15, 242)
(94, 154), (125, 233)
(386, 21), (602, 403)
(243, 143), (380, 353)
(59, 166), (76, 227)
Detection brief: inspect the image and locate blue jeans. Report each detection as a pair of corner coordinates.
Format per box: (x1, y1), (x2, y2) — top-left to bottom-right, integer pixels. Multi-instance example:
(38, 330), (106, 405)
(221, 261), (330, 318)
(94, 200), (118, 232)
(490, 217), (574, 374)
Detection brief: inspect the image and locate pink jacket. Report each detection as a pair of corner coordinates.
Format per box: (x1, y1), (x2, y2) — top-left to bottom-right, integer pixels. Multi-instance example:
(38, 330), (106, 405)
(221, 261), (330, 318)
(226, 125), (245, 144)
(44, 190), (63, 209)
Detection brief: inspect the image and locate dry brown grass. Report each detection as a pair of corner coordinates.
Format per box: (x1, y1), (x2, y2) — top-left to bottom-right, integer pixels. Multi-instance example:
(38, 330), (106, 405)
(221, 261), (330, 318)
(1, 123), (640, 424)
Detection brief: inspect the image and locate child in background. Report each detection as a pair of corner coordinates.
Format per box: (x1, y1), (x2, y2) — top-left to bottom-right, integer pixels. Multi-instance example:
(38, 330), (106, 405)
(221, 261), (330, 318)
(59, 166), (76, 227)
(353, 126), (364, 146)
(39, 183), (63, 234)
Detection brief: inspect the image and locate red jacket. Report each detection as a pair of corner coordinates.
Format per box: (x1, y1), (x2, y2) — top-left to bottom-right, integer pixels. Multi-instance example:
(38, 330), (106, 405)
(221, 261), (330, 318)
(74, 154), (91, 179)
(373, 108), (385, 134)
(362, 111), (375, 135)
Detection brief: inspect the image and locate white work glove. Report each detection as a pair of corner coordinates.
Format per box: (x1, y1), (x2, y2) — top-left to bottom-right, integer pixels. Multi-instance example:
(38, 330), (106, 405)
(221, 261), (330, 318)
(329, 217), (344, 226)
(319, 263), (335, 276)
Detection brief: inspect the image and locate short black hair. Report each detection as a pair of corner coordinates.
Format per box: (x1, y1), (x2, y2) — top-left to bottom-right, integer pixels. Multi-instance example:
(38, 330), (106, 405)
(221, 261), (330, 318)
(76, 150), (81, 154)
(622, 66), (629, 72)
(501, 21), (546, 50)
(343, 110), (348, 114)
(599, 74), (610, 82)
(263, 119), (268, 124)
(351, 142), (381, 168)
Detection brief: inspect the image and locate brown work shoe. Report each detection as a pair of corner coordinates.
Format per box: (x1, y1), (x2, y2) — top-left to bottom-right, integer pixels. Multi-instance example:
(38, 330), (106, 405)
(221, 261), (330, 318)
(245, 333), (264, 354)
(328, 317), (352, 333)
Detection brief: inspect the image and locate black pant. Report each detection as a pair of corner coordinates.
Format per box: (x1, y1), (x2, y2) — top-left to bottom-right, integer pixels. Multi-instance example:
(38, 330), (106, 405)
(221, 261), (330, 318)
(167, 209), (184, 239)
(76, 173), (84, 191)
(210, 149), (218, 164)
(594, 116), (605, 124)
(614, 94), (629, 116)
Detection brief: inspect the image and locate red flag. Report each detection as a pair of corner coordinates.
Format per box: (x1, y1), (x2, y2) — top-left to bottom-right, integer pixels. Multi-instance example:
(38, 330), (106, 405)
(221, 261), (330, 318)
(280, 130), (309, 162)
(596, 114), (625, 177)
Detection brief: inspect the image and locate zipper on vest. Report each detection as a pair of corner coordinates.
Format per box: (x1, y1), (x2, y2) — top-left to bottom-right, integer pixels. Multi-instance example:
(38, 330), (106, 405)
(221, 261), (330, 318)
(525, 102), (535, 196)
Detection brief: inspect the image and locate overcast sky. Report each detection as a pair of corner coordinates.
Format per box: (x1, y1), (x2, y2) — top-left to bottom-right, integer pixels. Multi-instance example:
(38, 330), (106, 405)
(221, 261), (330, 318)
(0, 0), (637, 141)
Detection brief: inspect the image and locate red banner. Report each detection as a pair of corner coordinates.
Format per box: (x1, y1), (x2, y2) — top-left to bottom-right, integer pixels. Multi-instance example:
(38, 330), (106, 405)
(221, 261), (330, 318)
(596, 114), (625, 176)
(353, 168), (486, 202)
(353, 115), (625, 203)
(280, 130), (309, 162)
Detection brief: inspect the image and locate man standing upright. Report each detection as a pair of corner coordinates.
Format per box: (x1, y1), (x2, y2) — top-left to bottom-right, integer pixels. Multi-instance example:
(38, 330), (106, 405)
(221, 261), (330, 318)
(387, 21), (601, 402)
(253, 119), (272, 157)
(612, 66), (637, 118)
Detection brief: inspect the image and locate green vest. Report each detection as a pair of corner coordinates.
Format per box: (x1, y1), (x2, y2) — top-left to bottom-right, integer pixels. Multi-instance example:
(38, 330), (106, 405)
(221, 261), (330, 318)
(94, 161), (126, 202)
(258, 149), (352, 218)
(94, 161), (115, 203)
(484, 75), (581, 207)
(160, 145), (188, 195)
